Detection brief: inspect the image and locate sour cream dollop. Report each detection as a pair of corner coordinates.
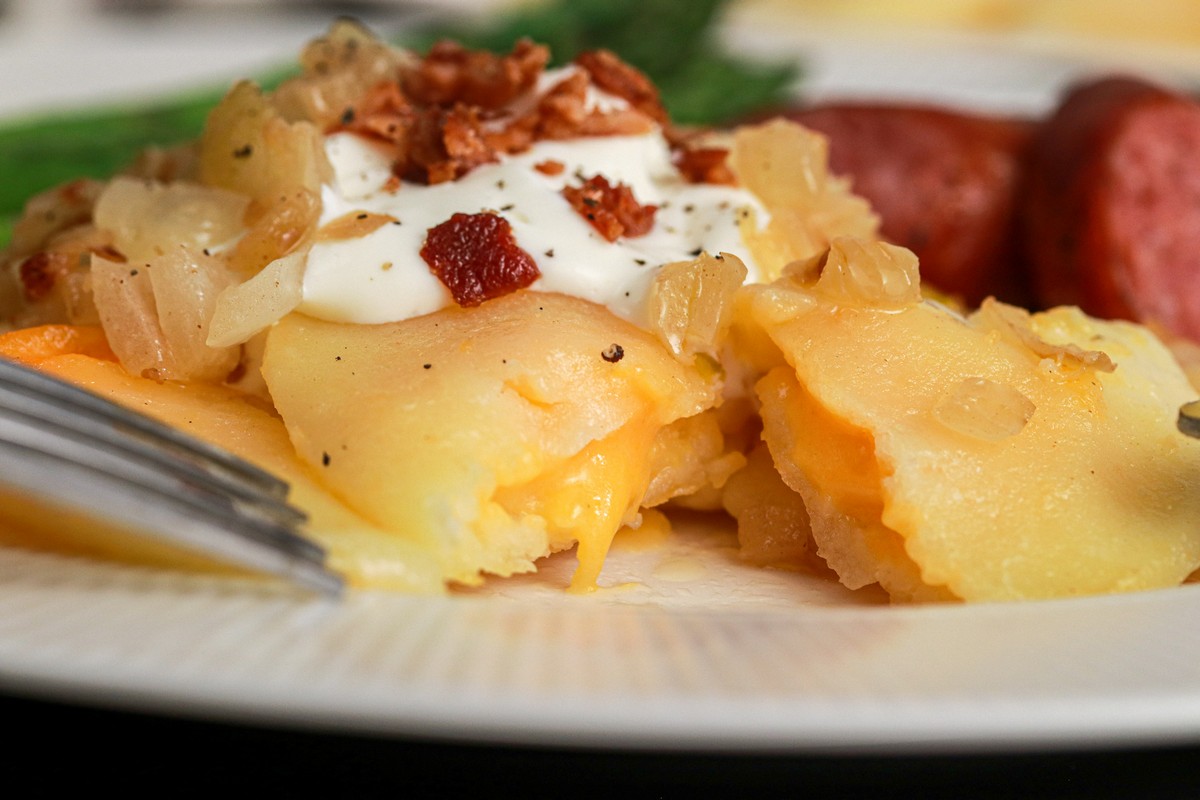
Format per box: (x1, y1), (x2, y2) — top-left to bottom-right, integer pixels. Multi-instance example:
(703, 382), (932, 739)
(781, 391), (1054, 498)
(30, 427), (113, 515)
(299, 126), (768, 325)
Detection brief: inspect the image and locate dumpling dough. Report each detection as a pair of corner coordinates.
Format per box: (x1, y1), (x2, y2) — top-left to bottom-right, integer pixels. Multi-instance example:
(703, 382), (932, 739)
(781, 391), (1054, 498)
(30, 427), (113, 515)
(262, 290), (724, 589)
(734, 237), (1200, 602)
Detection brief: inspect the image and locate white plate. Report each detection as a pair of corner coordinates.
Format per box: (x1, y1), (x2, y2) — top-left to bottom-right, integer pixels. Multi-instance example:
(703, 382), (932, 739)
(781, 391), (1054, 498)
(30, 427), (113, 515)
(4, 516), (1200, 755)
(5, 5), (1200, 756)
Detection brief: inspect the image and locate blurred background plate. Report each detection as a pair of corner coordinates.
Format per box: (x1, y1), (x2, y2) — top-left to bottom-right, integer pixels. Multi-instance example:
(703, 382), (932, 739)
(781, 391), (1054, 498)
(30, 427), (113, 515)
(2, 0), (1198, 119)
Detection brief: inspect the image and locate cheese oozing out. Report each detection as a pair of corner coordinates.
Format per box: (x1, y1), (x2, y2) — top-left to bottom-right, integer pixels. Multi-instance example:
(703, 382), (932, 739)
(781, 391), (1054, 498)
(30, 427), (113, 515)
(298, 73), (768, 325)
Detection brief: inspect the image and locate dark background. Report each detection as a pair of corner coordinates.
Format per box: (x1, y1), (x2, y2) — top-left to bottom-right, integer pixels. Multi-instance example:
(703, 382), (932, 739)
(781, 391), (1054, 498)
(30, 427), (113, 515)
(7, 690), (1198, 798)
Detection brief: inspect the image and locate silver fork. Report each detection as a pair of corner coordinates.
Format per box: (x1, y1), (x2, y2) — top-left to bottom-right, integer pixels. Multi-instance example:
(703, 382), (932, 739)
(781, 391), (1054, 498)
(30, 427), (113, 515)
(1180, 400), (1200, 438)
(0, 356), (343, 596)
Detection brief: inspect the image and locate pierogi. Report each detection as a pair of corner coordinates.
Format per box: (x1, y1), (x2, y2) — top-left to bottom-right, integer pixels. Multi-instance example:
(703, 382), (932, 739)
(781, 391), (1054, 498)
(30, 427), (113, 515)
(729, 239), (1200, 601)
(2, 22), (1199, 603)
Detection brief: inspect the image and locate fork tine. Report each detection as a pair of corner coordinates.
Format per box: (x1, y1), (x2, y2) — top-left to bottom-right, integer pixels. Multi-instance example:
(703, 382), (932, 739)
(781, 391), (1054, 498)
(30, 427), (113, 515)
(0, 358), (304, 527)
(0, 358), (343, 596)
(0, 399), (318, 559)
(1179, 400), (1200, 438)
(0, 358), (289, 499)
(0, 381), (307, 529)
(0, 436), (344, 596)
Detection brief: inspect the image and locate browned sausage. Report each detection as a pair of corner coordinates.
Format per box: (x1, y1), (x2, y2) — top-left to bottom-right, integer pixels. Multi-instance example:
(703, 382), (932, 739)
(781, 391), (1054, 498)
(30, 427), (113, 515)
(777, 103), (1033, 305)
(1023, 76), (1200, 340)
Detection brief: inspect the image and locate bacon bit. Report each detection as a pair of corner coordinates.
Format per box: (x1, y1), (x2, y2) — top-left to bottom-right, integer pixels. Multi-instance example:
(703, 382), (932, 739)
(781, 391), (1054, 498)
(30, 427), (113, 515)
(674, 146), (736, 185)
(404, 39), (549, 111)
(440, 105), (496, 175)
(316, 211), (399, 242)
(333, 81), (412, 146)
(530, 71), (591, 140)
(574, 49), (667, 124)
(562, 175), (657, 241)
(400, 105), (498, 184)
(534, 159), (566, 176)
(523, 70), (654, 142)
(382, 175), (402, 194)
(421, 212), (540, 306)
(483, 114), (537, 156)
(575, 107), (659, 138)
(18, 252), (72, 301)
(329, 41), (662, 185)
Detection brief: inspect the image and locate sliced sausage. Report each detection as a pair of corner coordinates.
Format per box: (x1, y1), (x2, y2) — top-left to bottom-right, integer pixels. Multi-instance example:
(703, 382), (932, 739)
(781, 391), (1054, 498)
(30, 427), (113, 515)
(1023, 76), (1200, 340)
(778, 103), (1034, 305)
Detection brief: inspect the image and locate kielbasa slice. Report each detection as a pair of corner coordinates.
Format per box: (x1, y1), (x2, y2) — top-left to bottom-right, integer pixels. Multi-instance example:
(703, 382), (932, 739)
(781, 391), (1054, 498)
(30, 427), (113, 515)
(780, 103), (1033, 305)
(1023, 76), (1200, 340)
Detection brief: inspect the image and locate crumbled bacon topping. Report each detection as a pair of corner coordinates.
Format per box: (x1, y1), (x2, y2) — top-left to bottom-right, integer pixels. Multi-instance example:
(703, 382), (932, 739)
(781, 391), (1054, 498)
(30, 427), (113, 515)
(526, 69), (656, 142)
(530, 71), (593, 140)
(420, 212), (540, 306)
(574, 49), (668, 125)
(338, 81), (412, 145)
(403, 39), (549, 110)
(406, 104), (498, 184)
(562, 175), (657, 242)
(329, 40), (670, 185)
(534, 159), (565, 176)
(674, 146), (736, 185)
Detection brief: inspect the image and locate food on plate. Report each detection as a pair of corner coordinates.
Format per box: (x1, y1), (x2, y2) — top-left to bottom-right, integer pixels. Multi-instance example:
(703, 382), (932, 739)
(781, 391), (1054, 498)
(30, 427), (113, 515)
(765, 103), (1034, 307)
(260, 290), (734, 590)
(0, 323), (445, 590)
(0, 22), (871, 592)
(729, 239), (1200, 601)
(2, 22), (1200, 603)
(770, 76), (1200, 342)
(1023, 76), (1200, 342)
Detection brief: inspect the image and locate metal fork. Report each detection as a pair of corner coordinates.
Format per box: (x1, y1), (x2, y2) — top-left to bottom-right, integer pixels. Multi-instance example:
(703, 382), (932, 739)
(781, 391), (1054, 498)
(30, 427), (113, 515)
(1180, 400), (1200, 439)
(0, 357), (343, 596)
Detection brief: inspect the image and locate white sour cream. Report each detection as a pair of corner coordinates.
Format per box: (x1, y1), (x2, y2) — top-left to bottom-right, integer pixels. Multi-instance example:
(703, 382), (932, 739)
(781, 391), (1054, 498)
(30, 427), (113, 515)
(299, 129), (767, 325)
